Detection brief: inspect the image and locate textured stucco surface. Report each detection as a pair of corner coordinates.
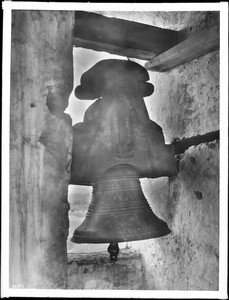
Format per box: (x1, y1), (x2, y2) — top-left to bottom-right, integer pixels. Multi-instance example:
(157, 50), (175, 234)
(10, 11), (74, 288)
(133, 141), (219, 290)
(146, 50), (219, 143)
(68, 249), (145, 289)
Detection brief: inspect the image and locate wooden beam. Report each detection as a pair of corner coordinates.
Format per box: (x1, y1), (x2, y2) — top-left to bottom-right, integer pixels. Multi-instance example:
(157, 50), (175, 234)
(145, 25), (219, 72)
(74, 11), (179, 60)
(172, 130), (219, 155)
(74, 37), (161, 61)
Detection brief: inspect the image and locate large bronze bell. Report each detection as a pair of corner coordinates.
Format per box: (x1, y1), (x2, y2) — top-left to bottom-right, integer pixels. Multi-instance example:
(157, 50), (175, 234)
(70, 59), (177, 260)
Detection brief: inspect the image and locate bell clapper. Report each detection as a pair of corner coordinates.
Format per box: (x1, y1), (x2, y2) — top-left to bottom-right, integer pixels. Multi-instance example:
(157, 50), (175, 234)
(108, 243), (119, 262)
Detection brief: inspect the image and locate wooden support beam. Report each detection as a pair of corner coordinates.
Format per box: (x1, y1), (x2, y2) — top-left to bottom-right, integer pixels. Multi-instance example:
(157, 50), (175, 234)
(172, 130), (219, 155)
(74, 11), (179, 60)
(145, 25), (219, 72)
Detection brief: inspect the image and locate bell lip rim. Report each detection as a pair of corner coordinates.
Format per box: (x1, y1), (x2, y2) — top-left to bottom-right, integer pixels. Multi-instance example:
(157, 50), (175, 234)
(70, 228), (171, 244)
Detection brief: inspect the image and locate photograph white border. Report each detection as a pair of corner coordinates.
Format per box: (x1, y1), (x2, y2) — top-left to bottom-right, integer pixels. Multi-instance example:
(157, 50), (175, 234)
(2, 2), (228, 299)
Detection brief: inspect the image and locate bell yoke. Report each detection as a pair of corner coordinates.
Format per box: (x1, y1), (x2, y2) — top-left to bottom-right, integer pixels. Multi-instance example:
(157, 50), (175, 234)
(70, 59), (178, 260)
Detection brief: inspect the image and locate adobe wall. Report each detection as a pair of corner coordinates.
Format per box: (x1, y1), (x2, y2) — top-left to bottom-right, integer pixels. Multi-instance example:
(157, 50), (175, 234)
(10, 11), (74, 288)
